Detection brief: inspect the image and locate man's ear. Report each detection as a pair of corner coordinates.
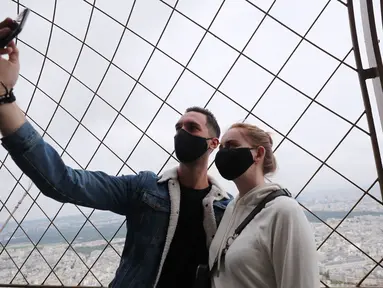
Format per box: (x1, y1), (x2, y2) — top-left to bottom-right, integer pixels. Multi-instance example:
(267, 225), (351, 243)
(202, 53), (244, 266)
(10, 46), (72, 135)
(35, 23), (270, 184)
(209, 137), (220, 150)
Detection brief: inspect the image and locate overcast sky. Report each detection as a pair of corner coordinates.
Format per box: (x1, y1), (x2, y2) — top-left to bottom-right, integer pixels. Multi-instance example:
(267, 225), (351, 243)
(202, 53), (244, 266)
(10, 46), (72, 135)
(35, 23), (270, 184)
(0, 0), (382, 225)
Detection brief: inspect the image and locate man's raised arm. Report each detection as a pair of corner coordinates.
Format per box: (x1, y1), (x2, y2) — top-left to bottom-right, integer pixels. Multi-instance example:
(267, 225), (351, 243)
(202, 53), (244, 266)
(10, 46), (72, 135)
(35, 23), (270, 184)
(0, 19), (25, 136)
(0, 19), (143, 216)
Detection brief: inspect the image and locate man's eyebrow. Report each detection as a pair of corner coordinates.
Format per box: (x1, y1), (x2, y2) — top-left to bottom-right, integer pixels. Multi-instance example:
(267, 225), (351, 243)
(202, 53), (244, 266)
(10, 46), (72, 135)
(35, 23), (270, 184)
(177, 120), (201, 128)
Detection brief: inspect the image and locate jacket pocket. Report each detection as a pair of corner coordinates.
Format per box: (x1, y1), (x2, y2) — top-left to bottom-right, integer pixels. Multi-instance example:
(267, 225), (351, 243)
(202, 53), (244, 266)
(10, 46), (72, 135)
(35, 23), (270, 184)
(142, 189), (170, 213)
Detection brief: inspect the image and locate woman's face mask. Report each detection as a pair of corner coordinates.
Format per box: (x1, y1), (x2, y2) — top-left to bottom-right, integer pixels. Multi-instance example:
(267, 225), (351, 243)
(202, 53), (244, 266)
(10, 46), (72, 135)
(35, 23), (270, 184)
(215, 147), (255, 180)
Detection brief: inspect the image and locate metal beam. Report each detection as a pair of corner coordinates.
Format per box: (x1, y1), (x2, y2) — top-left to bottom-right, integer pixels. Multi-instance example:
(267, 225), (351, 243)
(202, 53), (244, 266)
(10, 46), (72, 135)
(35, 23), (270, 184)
(348, 0), (383, 201)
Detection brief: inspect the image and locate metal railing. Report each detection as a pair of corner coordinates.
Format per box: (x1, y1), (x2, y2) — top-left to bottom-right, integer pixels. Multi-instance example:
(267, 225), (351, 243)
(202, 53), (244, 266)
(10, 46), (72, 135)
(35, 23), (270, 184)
(0, 0), (382, 287)
(348, 0), (383, 200)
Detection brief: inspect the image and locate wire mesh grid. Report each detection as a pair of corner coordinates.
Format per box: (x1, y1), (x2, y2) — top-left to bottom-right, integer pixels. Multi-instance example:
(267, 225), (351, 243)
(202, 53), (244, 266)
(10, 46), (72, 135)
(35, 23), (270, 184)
(0, 0), (382, 287)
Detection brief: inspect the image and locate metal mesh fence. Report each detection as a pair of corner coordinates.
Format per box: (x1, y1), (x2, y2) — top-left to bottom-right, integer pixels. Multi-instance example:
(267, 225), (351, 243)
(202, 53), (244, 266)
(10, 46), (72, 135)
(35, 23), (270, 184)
(0, 0), (382, 287)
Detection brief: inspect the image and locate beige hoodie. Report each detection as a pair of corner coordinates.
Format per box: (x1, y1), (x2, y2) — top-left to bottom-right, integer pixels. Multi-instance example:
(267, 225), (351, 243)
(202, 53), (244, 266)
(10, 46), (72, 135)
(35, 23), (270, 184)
(209, 183), (320, 288)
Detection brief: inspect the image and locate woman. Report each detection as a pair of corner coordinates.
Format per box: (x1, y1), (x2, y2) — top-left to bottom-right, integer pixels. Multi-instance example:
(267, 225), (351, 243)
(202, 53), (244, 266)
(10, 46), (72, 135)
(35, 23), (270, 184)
(209, 123), (320, 288)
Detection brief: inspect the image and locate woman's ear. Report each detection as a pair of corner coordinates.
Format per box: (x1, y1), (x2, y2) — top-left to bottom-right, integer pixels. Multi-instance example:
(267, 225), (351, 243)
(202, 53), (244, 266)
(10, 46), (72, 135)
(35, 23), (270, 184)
(254, 146), (265, 164)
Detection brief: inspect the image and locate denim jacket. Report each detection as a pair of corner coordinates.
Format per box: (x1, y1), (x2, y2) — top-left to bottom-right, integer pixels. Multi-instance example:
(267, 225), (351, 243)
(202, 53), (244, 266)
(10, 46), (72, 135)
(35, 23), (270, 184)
(1, 121), (233, 288)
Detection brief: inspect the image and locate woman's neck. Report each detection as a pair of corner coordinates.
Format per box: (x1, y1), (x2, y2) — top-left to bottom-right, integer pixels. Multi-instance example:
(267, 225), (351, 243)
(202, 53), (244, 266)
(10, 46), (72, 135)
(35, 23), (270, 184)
(235, 170), (265, 198)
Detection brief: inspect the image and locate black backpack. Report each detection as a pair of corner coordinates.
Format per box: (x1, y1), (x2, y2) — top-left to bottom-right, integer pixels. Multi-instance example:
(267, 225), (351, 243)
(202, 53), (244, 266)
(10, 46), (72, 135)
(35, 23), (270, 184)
(194, 189), (292, 288)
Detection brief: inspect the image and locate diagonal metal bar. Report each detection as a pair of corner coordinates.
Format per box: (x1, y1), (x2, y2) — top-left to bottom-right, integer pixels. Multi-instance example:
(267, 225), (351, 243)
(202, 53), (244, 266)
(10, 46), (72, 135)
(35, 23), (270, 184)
(77, 220), (127, 285)
(158, 0), (367, 136)
(39, 0), (140, 283)
(294, 111), (366, 200)
(315, 179), (377, 250)
(313, 179), (382, 268)
(200, 49), (379, 206)
(264, 1), (344, 156)
(0, 241), (29, 284)
(3, 1), (106, 285)
(158, 0), (278, 174)
(0, 0), (59, 223)
(0, 199), (65, 286)
(75, 0), (196, 282)
(299, 198), (383, 270)
(134, 0), (237, 176)
(0, 112), (131, 261)
(77, 1), (237, 282)
(0, 181), (31, 234)
(19, 60), (379, 210)
(10, 1), (372, 158)
(79, 0), (181, 199)
(12, 0), (369, 138)
(5, 19), (378, 286)
(0, 160), (105, 286)
(244, 0), (355, 71)
(357, 256), (383, 286)
(0, 160), (104, 285)
(1, 1), (381, 287)
(337, 0), (347, 8)
(348, 0), (383, 199)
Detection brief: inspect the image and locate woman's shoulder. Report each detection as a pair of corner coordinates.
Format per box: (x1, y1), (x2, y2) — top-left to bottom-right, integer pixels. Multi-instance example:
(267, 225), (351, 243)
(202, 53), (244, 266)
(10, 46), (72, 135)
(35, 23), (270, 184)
(267, 191), (306, 220)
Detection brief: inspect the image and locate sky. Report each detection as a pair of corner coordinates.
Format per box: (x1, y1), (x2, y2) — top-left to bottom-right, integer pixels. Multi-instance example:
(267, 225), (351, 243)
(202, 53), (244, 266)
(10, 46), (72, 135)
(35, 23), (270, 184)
(0, 0), (382, 224)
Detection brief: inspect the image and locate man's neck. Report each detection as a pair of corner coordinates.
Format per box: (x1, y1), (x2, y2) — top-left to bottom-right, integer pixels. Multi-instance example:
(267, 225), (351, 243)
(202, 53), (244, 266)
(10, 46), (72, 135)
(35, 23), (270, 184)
(177, 162), (210, 190)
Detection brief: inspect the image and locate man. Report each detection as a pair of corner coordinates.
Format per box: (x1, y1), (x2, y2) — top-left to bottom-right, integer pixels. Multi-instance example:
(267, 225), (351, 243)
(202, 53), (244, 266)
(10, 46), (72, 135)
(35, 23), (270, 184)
(0, 18), (232, 287)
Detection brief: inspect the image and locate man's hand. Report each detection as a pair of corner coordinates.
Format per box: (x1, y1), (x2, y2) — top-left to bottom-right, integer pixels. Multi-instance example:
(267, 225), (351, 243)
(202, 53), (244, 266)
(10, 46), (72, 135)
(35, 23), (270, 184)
(0, 17), (24, 137)
(0, 18), (20, 94)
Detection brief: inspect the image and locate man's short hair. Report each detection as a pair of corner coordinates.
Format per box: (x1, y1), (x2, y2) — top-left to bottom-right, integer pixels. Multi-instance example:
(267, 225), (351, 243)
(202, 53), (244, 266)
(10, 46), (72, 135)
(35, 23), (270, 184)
(185, 106), (221, 138)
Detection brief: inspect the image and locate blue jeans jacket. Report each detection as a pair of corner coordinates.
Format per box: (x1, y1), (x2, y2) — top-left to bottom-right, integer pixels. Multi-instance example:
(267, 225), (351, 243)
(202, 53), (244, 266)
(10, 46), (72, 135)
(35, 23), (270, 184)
(1, 121), (233, 287)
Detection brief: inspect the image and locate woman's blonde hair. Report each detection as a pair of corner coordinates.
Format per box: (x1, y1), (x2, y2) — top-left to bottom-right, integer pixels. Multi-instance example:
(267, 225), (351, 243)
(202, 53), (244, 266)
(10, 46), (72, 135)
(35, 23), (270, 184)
(229, 123), (277, 175)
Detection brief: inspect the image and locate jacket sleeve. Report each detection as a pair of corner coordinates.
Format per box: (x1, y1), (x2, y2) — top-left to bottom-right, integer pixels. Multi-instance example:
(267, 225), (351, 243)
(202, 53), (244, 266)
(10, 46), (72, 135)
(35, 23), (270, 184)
(271, 198), (321, 288)
(1, 121), (146, 216)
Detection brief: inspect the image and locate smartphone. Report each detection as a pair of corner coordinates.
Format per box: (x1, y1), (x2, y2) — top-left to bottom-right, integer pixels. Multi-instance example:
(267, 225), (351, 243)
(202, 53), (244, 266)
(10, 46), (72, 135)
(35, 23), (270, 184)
(0, 8), (30, 48)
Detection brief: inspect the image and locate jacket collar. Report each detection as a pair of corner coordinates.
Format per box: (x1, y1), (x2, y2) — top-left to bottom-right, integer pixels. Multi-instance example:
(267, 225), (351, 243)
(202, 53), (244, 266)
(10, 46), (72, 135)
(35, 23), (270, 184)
(157, 167), (230, 200)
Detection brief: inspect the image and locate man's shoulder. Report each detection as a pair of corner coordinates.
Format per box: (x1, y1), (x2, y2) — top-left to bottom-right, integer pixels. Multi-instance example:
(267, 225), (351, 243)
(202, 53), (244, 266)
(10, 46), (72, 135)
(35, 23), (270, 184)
(120, 170), (158, 181)
(120, 170), (163, 191)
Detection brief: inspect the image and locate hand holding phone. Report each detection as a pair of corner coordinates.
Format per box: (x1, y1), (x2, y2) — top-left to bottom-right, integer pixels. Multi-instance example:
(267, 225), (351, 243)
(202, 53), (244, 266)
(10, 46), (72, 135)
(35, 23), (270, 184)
(0, 11), (24, 97)
(0, 8), (29, 48)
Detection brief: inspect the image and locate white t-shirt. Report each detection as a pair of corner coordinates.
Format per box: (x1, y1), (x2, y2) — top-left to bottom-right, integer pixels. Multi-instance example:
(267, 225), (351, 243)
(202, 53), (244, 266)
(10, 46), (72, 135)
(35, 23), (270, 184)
(209, 183), (320, 288)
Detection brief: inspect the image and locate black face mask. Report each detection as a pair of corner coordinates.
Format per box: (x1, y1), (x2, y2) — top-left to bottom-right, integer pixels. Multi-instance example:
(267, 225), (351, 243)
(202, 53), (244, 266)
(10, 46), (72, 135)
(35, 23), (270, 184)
(215, 147), (255, 180)
(174, 129), (211, 163)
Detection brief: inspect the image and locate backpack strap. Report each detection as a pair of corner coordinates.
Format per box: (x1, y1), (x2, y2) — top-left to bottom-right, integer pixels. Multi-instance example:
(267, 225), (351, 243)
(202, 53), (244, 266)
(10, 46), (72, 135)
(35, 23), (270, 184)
(210, 188), (291, 274)
(234, 188), (291, 235)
